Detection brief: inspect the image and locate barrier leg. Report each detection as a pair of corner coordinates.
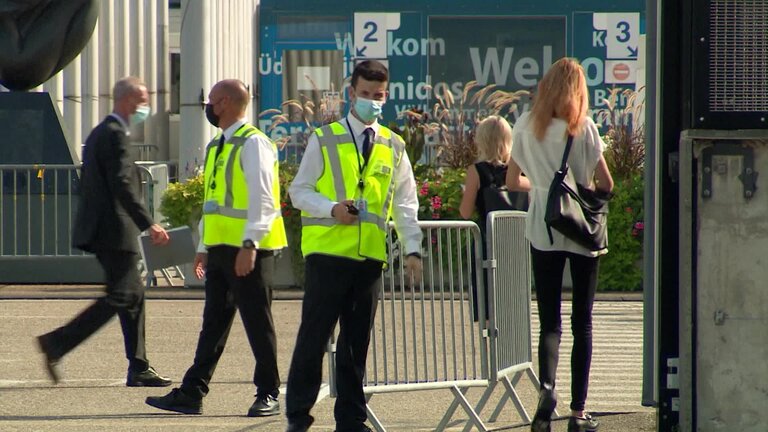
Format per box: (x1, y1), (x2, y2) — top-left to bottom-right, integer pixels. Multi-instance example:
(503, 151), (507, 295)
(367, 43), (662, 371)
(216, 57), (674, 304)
(488, 372), (520, 422)
(449, 385), (488, 432)
(326, 332), (337, 398)
(489, 372), (531, 423)
(436, 386), (465, 431)
(161, 267), (175, 286)
(365, 394), (386, 432)
(461, 381), (497, 432)
(174, 265), (185, 281)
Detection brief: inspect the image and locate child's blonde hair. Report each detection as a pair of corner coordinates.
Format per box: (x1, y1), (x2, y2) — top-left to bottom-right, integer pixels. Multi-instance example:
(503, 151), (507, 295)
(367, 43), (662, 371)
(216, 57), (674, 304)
(475, 115), (512, 164)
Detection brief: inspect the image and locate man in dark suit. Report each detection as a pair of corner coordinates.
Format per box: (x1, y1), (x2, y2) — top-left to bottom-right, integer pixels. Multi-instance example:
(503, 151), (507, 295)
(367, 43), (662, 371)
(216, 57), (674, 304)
(36, 76), (172, 387)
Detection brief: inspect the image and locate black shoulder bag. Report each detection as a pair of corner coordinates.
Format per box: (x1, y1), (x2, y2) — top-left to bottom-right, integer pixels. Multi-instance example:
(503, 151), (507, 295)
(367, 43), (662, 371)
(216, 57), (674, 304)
(544, 135), (612, 251)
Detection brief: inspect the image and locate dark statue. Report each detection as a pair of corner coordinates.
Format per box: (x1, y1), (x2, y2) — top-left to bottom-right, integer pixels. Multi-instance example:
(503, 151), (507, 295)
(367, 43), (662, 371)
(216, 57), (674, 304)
(0, 0), (99, 91)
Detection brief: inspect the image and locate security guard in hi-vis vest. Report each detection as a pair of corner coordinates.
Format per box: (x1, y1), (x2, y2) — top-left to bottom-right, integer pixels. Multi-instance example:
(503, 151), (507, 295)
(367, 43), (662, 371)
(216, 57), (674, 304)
(146, 79), (286, 418)
(285, 60), (423, 432)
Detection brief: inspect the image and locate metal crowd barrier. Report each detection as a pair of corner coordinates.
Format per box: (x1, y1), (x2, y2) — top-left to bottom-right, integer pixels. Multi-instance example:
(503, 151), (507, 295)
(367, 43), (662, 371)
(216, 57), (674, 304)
(326, 215), (539, 431)
(136, 163), (183, 287)
(0, 164), (85, 257)
(440, 211), (543, 431)
(0, 163), (176, 285)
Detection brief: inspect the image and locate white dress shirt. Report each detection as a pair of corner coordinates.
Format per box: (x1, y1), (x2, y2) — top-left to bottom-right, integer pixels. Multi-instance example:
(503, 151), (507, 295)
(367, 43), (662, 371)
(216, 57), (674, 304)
(289, 114), (423, 255)
(510, 112), (606, 257)
(198, 118), (278, 252)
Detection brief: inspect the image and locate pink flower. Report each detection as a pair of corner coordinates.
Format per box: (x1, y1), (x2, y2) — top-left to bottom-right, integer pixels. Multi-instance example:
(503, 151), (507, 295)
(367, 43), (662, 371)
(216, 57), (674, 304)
(431, 196), (442, 211)
(634, 221), (645, 230)
(431, 212), (440, 219)
(419, 181), (429, 197)
(631, 229), (639, 237)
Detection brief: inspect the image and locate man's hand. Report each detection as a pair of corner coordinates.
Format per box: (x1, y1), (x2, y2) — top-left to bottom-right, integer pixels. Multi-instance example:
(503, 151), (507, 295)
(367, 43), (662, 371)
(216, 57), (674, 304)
(149, 224), (169, 245)
(235, 248), (257, 277)
(332, 200), (358, 225)
(405, 254), (423, 286)
(193, 252), (208, 280)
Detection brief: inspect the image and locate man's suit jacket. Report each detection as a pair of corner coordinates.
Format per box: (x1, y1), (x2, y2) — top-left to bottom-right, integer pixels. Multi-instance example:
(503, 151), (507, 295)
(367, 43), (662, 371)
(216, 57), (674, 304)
(73, 116), (154, 253)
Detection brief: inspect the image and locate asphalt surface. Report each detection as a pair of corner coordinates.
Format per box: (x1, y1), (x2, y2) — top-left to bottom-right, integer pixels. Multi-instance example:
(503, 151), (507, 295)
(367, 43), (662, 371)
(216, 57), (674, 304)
(0, 285), (655, 432)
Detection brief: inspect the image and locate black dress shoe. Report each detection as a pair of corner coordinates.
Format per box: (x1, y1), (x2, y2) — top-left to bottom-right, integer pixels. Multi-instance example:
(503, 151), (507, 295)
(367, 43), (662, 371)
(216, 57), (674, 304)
(36, 334), (61, 384)
(286, 415), (314, 432)
(334, 426), (373, 432)
(568, 413), (599, 432)
(531, 384), (557, 432)
(247, 394), (280, 417)
(127, 366), (172, 387)
(146, 388), (203, 414)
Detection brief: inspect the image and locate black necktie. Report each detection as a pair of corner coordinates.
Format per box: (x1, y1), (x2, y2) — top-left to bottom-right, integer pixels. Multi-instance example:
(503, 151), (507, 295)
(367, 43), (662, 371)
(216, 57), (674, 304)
(215, 134), (225, 159)
(362, 128), (373, 162)
(210, 134), (226, 190)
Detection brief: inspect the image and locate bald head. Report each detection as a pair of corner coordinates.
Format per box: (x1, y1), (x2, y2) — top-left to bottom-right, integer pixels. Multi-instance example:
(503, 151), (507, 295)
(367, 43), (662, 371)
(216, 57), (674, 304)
(213, 79), (249, 111)
(206, 79), (250, 130)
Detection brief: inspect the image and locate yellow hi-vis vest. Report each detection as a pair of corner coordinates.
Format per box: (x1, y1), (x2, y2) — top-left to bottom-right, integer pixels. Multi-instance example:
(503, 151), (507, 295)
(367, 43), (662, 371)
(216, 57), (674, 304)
(202, 124), (287, 250)
(300, 122), (404, 262)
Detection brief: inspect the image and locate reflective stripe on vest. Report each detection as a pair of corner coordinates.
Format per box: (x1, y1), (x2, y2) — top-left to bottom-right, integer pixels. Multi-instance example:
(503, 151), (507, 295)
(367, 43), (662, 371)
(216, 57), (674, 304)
(300, 121), (404, 261)
(202, 124), (287, 250)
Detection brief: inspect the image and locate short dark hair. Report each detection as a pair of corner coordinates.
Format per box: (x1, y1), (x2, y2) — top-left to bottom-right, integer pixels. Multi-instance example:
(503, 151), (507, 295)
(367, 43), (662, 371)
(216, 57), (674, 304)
(351, 60), (389, 87)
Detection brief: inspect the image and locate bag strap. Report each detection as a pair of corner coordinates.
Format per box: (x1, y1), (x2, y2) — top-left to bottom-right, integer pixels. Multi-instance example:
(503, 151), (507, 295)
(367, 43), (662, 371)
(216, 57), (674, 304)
(559, 135), (574, 171)
(547, 135), (575, 245)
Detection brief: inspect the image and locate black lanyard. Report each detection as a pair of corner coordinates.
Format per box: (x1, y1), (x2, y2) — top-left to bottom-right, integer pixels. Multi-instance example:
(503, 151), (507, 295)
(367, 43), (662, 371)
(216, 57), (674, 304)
(346, 118), (371, 192)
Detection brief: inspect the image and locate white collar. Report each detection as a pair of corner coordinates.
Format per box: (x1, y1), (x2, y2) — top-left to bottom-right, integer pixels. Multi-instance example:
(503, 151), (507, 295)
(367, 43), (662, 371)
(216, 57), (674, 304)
(222, 118), (247, 140)
(345, 113), (380, 138)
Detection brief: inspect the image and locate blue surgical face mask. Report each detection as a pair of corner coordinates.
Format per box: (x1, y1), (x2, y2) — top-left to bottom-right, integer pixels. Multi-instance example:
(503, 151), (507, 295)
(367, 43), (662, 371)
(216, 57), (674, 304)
(353, 96), (384, 123)
(130, 105), (151, 125)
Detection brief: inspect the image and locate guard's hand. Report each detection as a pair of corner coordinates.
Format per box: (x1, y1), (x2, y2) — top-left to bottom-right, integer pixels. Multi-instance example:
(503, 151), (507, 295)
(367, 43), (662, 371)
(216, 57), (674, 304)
(193, 252), (207, 280)
(235, 248), (257, 277)
(405, 255), (423, 286)
(332, 200), (358, 225)
(149, 224), (169, 246)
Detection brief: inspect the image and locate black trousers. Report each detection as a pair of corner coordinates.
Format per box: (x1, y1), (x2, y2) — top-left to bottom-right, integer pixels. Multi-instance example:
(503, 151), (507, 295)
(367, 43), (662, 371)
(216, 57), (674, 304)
(180, 246), (279, 399)
(45, 250), (149, 371)
(286, 254), (382, 432)
(530, 246), (599, 412)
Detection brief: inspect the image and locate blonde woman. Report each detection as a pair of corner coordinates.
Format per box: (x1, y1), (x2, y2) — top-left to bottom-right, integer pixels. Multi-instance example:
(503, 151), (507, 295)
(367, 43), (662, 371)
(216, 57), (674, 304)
(460, 115), (528, 322)
(506, 58), (614, 432)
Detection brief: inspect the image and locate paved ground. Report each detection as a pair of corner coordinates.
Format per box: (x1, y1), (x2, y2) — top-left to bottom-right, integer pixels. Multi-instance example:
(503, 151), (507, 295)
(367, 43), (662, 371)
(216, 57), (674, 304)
(0, 286), (655, 431)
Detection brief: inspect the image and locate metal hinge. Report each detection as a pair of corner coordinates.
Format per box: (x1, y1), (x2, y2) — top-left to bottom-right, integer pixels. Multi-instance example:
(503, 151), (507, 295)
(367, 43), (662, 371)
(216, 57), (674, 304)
(668, 151), (679, 183)
(701, 143), (757, 199)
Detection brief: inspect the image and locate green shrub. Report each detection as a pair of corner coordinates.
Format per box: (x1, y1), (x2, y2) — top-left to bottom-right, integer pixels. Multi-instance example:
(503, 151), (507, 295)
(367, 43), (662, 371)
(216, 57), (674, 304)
(599, 175), (644, 291)
(159, 174), (204, 228)
(415, 165), (465, 220)
(278, 160), (304, 287)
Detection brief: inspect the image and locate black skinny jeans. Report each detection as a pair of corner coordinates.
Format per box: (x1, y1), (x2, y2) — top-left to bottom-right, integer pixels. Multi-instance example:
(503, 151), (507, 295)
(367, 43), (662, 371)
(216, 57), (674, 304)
(530, 246), (599, 412)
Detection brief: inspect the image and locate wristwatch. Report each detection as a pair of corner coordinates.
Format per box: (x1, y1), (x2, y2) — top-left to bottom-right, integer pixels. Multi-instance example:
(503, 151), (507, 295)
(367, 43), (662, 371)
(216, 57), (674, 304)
(242, 239), (256, 250)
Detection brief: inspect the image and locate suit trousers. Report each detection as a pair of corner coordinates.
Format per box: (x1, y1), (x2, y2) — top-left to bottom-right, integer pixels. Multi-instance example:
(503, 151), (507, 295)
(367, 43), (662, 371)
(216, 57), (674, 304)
(530, 246), (599, 412)
(286, 254), (383, 432)
(46, 250), (148, 371)
(180, 246), (279, 399)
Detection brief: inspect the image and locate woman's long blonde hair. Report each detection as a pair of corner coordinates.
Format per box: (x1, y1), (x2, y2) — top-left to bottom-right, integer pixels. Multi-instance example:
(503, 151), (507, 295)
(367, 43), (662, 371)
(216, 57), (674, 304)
(475, 115), (512, 164)
(530, 58), (589, 141)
